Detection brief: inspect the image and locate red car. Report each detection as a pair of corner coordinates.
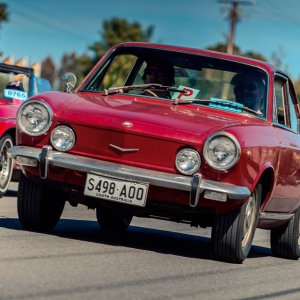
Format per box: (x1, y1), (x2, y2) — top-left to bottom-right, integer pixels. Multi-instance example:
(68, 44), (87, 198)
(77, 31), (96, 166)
(0, 63), (51, 196)
(8, 43), (300, 263)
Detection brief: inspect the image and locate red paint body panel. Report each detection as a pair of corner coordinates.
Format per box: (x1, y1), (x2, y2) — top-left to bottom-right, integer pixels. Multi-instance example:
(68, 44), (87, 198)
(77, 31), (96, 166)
(0, 103), (19, 136)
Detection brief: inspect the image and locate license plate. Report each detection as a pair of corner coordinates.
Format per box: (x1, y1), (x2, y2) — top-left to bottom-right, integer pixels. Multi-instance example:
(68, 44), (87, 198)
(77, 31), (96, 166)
(84, 173), (149, 207)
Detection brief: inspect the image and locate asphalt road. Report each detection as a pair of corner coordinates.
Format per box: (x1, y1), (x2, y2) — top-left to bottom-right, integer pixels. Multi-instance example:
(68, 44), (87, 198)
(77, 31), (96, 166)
(1, 182), (300, 300)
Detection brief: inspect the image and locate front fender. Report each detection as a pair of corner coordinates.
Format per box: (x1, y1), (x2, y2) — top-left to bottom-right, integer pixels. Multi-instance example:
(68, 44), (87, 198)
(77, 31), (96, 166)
(251, 161), (275, 210)
(0, 119), (16, 138)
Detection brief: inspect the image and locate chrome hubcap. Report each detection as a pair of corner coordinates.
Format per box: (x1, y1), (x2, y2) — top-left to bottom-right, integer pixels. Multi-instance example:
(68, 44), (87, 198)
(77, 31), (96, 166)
(242, 193), (256, 247)
(0, 139), (13, 190)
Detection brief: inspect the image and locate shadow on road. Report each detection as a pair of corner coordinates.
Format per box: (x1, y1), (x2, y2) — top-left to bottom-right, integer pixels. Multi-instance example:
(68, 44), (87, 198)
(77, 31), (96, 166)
(4, 189), (18, 197)
(0, 217), (22, 229)
(0, 216), (272, 261)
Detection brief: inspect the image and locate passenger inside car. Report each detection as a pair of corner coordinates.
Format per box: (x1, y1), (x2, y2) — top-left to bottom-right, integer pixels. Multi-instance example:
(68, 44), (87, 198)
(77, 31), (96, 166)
(231, 73), (265, 115)
(6, 80), (25, 91)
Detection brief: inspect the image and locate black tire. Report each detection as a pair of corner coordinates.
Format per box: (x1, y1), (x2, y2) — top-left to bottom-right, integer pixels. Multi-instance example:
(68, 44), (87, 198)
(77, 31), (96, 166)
(96, 206), (132, 231)
(0, 134), (14, 197)
(18, 173), (65, 232)
(212, 184), (261, 263)
(11, 169), (21, 182)
(271, 207), (300, 260)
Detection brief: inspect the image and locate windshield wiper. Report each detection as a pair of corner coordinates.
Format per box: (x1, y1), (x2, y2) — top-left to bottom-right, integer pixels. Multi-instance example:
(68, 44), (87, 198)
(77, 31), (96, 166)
(103, 84), (186, 95)
(174, 98), (261, 115)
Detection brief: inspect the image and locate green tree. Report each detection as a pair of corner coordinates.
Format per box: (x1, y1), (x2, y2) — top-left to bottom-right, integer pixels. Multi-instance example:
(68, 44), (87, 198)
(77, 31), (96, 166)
(41, 56), (56, 87)
(0, 2), (8, 27)
(207, 42), (240, 55)
(207, 42), (267, 62)
(243, 51), (266, 62)
(270, 47), (290, 74)
(74, 53), (93, 80)
(0, 2), (9, 57)
(67, 17), (154, 83)
(89, 17), (154, 64)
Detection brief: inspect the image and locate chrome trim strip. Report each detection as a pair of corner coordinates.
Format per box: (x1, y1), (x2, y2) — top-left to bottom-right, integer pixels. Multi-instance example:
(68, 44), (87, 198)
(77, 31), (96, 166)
(0, 117), (16, 121)
(15, 156), (37, 167)
(259, 212), (294, 221)
(197, 178), (250, 200)
(8, 146), (250, 200)
(109, 144), (139, 152)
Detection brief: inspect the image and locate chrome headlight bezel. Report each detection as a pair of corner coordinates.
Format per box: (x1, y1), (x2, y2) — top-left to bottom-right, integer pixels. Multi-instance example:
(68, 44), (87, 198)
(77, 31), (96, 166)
(175, 148), (201, 175)
(17, 100), (53, 136)
(50, 125), (75, 152)
(203, 132), (241, 171)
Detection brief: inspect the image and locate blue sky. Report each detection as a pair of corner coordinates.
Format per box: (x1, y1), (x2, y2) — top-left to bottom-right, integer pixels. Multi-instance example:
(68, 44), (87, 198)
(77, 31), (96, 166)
(1, 0), (300, 79)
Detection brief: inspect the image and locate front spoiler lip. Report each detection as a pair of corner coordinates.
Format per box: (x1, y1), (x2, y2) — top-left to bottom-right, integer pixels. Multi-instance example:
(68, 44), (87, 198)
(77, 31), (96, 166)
(8, 146), (250, 204)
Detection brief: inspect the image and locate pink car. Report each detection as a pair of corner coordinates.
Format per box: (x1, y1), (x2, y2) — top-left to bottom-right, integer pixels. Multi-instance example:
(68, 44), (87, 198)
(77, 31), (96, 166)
(0, 63), (51, 196)
(8, 43), (300, 263)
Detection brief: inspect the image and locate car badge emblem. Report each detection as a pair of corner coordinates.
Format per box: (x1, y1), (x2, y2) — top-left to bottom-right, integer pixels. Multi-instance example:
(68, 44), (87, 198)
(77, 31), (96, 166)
(109, 144), (139, 153)
(122, 121), (133, 128)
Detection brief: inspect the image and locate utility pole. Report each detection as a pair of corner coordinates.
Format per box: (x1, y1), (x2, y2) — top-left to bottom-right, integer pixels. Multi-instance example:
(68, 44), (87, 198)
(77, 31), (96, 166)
(217, 0), (254, 54)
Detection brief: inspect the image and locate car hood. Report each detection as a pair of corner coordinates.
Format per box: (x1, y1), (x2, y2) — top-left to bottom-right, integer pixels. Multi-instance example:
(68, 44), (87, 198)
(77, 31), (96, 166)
(29, 91), (268, 172)
(39, 91), (264, 144)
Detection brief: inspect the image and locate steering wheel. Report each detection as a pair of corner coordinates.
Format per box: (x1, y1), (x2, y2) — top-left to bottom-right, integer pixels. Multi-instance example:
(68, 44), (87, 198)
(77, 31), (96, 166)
(144, 89), (159, 97)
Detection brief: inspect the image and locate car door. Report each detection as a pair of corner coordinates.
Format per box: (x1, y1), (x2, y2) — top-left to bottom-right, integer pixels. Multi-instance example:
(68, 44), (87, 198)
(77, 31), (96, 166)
(266, 73), (300, 213)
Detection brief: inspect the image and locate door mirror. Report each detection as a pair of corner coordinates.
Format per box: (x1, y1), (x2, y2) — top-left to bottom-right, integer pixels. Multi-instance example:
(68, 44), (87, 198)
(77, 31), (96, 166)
(61, 72), (77, 93)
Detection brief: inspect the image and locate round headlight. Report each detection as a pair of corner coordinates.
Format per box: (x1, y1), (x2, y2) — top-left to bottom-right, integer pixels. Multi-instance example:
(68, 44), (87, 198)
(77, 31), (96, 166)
(175, 148), (201, 175)
(51, 125), (75, 152)
(17, 100), (53, 136)
(203, 132), (240, 170)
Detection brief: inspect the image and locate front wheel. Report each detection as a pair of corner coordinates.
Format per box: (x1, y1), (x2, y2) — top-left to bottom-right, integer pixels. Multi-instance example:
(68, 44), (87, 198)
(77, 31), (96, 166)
(18, 173), (65, 232)
(271, 206), (300, 260)
(96, 206), (132, 231)
(212, 184), (261, 263)
(0, 134), (14, 197)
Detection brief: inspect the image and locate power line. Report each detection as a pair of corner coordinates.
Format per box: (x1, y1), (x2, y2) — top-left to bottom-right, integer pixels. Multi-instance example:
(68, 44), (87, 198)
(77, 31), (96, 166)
(259, 0), (300, 23)
(12, 6), (90, 42)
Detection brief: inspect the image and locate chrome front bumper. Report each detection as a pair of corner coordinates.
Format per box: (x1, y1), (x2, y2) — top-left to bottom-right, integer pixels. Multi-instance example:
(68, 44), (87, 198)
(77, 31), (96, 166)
(8, 146), (250, 206)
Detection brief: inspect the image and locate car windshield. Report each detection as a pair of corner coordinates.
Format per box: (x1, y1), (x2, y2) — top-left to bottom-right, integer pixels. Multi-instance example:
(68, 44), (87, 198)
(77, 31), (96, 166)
(83, 47), (268, 117)
(0, 69), (30, 104)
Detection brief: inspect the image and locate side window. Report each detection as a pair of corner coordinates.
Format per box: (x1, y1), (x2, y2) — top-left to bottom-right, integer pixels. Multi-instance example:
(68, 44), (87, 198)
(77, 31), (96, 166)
(101, 54), (137, 89)
(288, 83), (299, 132)
(274, 76), (289, 126)
(274, 75), (300, 132)
(86, 54), (138, 91)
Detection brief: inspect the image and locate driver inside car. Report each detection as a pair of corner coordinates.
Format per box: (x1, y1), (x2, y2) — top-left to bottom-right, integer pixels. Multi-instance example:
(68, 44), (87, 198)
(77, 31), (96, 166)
(142, 59), (175, 98)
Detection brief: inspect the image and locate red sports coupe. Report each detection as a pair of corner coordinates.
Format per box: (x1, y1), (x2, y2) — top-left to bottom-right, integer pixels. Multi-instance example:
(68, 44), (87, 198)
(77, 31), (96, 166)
(8, 43), (300, 263)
